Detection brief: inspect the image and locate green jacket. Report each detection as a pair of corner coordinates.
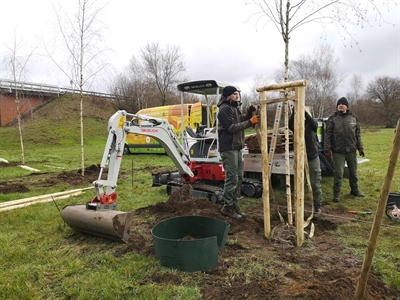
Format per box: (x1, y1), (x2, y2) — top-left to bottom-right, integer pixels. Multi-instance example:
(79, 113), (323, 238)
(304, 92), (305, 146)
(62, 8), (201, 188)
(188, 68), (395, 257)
(324, 110), (363, 153)
(217, 96), (252, 152)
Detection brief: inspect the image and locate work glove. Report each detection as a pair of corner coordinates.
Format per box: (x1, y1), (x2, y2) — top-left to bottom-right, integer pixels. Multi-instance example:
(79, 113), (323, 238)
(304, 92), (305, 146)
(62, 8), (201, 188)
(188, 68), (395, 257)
(324, 151), (331, 159)
(359, 149), (365, 157)
(250, 115), (259, 125)
(247, 105), (257, 119)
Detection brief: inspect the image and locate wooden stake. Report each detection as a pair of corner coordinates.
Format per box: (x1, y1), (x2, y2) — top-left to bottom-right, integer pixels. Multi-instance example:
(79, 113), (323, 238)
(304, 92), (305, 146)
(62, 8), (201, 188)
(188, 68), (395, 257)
(0, 187), (93, 212)
(284, 100), (293, 226)
(260, 91), (271, 238)
(256, 80), (307, 92)
(293, 86), (305, 247)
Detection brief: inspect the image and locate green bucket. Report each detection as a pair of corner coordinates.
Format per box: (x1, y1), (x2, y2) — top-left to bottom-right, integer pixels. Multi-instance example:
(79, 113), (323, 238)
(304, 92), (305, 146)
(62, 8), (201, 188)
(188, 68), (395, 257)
(151, 215), (230, 272)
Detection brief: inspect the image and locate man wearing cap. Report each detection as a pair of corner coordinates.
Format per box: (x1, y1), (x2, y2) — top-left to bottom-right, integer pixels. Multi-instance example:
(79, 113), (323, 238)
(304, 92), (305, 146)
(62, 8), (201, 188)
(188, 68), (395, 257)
(324, 97), (365, 202)
(217, 86), (259, 220)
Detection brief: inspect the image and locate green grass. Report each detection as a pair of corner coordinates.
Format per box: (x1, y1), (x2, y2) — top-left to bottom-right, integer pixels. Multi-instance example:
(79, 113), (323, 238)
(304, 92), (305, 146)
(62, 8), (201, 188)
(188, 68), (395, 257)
(1, 96), (400, 298)
(322, 127), (400, 290)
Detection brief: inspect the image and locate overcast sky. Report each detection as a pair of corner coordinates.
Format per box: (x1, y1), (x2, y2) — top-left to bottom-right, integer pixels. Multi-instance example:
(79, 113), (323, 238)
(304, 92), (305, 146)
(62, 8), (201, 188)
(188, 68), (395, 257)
(0, 0), (398, 97)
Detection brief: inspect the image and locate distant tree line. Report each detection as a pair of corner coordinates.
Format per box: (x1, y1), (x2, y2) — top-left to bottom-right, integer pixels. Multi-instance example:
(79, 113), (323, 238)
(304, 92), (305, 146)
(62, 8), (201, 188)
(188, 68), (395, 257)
(108, 40), (400, 128)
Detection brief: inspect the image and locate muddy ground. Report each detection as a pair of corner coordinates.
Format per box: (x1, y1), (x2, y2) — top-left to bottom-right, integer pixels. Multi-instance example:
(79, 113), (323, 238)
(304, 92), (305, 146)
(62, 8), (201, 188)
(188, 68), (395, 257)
(1, 164), (399, 299)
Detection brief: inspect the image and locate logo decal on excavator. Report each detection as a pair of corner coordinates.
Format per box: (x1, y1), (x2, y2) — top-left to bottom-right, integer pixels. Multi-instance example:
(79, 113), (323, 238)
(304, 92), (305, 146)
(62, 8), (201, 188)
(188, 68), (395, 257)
(118, 116), (125, 128)
(141, 128), (158, 133)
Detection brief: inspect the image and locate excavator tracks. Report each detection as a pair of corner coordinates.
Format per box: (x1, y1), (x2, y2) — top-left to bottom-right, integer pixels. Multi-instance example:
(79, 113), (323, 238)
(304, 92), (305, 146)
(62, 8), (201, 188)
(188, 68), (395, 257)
(241, 178), (263, 198)
(165, 177), (262, 204)
(166, 181), (224, 204)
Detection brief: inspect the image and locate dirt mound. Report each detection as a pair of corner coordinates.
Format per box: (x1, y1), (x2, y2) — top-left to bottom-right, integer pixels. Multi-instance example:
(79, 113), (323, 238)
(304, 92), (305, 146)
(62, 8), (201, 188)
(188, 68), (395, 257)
(124, 184), (399, 300)
(0, 164), (103, 194)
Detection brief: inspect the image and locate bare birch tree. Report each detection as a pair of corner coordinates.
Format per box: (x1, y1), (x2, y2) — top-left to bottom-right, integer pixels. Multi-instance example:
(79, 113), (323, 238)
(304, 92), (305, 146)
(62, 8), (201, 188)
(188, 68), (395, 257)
(46, 0), (110, 176)
(246, 0), (391, 82)
(139, 42), (187, 107)
(2, 28), (36, 165)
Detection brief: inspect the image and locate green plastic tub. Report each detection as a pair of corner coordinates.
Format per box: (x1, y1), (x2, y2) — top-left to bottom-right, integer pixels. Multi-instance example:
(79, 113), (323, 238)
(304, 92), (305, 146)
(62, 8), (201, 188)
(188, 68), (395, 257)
(151, 215), (230, 272)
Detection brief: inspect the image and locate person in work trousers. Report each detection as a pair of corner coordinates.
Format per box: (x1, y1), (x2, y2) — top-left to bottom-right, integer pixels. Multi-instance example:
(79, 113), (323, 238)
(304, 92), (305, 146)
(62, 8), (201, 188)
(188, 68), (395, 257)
(289, 107), (323, 219)
(217, 86), (259, 220)
(324, 97), (365, 202)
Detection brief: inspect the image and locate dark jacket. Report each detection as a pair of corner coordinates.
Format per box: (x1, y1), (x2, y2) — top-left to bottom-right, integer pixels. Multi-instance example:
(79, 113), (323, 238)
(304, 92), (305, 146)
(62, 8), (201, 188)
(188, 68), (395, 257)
(324, 110), (363, 153)
(217, 96), (252, 152)
(289, 111), (319, 160)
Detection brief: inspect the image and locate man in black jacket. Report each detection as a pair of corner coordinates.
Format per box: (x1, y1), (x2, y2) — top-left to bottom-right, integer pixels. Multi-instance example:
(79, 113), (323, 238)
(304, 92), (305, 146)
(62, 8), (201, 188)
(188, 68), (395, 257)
(217, 86), (259, 220)
(324, 97), (365, 202)
(289, 107), (322, 219)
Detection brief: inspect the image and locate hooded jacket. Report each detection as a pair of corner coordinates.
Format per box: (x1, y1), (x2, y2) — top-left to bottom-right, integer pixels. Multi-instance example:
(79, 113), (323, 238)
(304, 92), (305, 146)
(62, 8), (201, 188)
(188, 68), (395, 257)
(217, 95), (253, 152)
(324, 110), (363, 153)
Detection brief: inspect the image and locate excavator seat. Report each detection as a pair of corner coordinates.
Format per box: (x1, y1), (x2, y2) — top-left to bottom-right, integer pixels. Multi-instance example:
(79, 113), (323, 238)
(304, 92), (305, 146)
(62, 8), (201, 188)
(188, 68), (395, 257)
(186, 126), (201, 138)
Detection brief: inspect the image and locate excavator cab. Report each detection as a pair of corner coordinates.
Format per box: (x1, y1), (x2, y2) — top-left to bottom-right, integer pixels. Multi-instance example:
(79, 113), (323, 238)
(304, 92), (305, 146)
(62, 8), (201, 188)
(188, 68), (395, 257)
(185, 125), (218, 159)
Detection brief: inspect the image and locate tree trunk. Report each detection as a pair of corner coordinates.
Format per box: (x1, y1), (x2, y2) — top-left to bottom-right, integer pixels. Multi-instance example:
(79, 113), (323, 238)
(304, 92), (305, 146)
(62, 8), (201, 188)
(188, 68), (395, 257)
(15, 89), (25, 165)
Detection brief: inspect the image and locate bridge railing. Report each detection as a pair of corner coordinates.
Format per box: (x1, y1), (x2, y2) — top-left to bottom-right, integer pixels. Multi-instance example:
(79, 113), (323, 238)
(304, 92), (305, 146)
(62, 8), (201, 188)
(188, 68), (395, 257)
(0, 78), (116, 99)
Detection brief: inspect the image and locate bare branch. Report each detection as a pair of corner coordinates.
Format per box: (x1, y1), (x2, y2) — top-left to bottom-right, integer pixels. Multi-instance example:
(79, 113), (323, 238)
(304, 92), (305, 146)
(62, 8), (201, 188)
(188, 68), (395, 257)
(246, 0), (393, 85)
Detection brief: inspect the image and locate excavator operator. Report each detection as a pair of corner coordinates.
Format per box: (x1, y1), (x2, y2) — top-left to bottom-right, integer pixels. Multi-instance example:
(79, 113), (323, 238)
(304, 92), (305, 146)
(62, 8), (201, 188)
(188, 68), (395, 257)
(217, 85), (259, 220)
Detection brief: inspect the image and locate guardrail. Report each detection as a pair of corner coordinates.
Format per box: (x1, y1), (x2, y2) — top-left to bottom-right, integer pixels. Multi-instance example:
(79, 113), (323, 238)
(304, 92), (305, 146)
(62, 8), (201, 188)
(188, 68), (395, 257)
(0, 78), (116, 99)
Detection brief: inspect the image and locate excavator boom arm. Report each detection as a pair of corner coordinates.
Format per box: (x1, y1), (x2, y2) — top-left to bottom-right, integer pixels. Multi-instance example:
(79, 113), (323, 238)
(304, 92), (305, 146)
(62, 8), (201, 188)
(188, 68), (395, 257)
(92, 110), (194, 206)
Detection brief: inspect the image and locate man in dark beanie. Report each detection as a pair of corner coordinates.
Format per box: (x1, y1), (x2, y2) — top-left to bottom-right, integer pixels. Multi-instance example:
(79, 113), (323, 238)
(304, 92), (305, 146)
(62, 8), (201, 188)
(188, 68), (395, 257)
(336, 97), (349, 107)
(324, 97), (365, 202)
(222, 86), (238, 98)
(217, 85), (259, 220)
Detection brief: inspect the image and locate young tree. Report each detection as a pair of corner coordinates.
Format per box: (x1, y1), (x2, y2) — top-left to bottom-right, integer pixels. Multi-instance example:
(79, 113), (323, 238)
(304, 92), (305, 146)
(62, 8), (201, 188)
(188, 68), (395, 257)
(46, 0), (110, 176)
(274, 44), (344, 118)
(139, 42), (187, 106)
(246, 0), (391, 82)
(366, 76), (400, 128)
(2, 28), (36, 165)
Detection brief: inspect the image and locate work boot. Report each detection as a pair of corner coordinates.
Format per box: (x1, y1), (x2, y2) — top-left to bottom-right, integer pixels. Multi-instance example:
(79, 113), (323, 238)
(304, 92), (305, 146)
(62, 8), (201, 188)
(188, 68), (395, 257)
(220, 206), (244, 220)
(333, 193), (340, 203)
(313, 208), (322, 220)
(350, 190), (365, 197)
(234, 206), (247, 218)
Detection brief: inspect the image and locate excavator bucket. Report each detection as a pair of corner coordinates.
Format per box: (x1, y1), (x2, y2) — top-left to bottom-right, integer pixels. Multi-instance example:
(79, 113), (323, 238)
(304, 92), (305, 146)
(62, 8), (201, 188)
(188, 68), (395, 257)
(61, 205), (133, 243)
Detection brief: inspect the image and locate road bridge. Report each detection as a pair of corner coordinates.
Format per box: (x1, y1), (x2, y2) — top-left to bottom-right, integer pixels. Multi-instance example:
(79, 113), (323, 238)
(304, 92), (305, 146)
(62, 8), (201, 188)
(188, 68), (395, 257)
(0, 79), (116, 126)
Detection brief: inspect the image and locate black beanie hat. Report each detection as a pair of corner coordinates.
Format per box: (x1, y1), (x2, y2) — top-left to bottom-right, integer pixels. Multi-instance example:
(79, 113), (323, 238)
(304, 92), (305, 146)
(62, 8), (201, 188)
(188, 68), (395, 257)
(337, 97), (349, 107)
(222, 86), (238, 98)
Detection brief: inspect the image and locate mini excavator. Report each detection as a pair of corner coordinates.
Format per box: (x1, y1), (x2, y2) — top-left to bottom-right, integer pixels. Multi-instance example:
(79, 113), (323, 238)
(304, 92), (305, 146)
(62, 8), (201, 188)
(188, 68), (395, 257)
(61, 80), (263, 242)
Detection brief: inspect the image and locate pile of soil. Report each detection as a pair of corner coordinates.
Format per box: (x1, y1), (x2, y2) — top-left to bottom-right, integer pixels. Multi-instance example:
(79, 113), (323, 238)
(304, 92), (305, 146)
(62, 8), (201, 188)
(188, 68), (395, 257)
(0, 163), (104, 194)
